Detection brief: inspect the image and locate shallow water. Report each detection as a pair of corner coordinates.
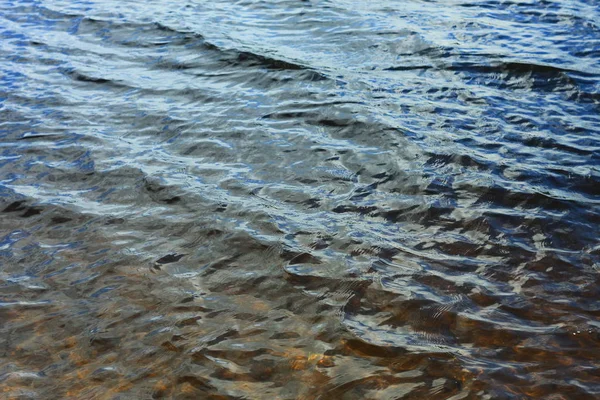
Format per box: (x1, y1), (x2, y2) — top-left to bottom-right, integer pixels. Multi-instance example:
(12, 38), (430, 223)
(1, 0), (599, 398)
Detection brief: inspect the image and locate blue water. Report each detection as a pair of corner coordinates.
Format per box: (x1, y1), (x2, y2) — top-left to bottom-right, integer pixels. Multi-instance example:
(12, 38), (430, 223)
(1, 0), (599, 398)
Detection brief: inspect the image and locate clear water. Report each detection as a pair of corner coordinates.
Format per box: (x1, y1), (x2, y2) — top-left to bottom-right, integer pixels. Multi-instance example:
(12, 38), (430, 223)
(1, 0), (599, 398)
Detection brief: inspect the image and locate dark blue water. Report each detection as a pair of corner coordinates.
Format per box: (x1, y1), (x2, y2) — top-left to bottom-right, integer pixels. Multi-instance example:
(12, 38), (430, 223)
(1, 0), (599, 398)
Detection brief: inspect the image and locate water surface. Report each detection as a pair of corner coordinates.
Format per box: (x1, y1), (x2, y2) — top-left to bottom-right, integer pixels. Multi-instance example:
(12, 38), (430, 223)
(1, 0), (600, 398)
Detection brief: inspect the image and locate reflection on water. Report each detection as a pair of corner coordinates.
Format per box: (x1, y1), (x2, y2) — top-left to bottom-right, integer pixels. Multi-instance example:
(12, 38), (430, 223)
(1, 0), (599, 398)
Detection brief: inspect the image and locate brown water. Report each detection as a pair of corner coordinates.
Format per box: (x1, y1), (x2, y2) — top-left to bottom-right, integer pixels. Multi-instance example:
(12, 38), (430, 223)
(1, 0), (600, 398)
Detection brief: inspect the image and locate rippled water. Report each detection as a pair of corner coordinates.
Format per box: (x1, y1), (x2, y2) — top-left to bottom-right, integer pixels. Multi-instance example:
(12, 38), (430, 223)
(1, 0), (599, 398)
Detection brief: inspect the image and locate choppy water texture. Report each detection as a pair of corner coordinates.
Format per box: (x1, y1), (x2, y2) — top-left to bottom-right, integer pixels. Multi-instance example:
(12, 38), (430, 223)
(1, 0), (600, 398)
